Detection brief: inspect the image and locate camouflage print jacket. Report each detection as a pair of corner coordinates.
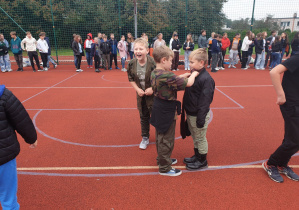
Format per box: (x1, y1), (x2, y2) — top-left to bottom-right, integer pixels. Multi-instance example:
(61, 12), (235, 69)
(127, 55), (156, 111)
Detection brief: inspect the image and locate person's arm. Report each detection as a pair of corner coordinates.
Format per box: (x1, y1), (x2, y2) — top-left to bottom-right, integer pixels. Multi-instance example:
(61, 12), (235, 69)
(196, 78), (215, 128)
(269, 64), (288, 105)
(36, 40), (42, 52)
(189, 42), (194, 51)
(21, 39), (25, 51)
(3, 89), (37, 147)
(198, 37), (203, 48)
(127, 62), (145, 97)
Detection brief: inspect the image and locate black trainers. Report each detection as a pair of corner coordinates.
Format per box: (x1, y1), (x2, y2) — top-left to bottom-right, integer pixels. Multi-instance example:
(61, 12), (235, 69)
(262, 162), (284, 183)
(171, 158), (177, 165)
(278, 166), (299, 181)
(186, 160), (208, 171)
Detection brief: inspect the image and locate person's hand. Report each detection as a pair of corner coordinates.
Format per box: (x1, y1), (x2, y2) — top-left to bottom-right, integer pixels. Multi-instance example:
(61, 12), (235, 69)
(276, 94), (286, 105)
(137, 88), (145, 97)
(29, 141), (38, 149)
(145, 88), (153, 96)
(186, 47), (190, 49)
(179, 73), (191, 78)
(191, 71), (199, 77)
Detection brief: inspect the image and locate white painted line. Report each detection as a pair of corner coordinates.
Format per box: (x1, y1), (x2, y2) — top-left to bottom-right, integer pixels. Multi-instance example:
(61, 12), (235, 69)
(216, 85), (273, 88)
(215, 87), (244, 109)
(17, 165), (299, 171)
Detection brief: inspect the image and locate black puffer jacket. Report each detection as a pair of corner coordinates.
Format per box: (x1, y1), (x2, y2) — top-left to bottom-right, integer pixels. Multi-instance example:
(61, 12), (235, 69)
(0, 86), (37, 166)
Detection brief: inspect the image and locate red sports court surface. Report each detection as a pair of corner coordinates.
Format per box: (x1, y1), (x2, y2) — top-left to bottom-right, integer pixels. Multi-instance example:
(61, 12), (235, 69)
(2, 61), (299, 209)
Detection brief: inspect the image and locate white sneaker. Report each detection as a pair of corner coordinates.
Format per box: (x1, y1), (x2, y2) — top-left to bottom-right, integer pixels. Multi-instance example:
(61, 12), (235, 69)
(228, 65), (231, 68)
(44, 68), (48, 71)
(260, 68), (265, 70)
(38, 69), (44, 72)
(215, 67), (219, 71)
(6, 69), (13, 72)
(255, 68), (260, 70)
(185, 68), (187, 71)
(232, 65), (236, 68)
(188, 68), (190, 70)
(139, 137), (149, 150)
(54, 64), (57, 69)
(1, 71), (6, 73)
(220, 67), (225, 70)
(176, 69), (179, 71)
(123, 68), (127, 72)
(207, 65), (210, 68)
(172, 69), (176, 71)
(159, 168), (182, 177)
(76, 69), (83, 72)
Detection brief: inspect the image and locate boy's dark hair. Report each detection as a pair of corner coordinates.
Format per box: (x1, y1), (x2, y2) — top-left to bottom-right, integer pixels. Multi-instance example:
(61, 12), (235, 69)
(10, 31), (17, 36)
(271, 30), (276, 35)
(153, 45), (174, 63)
(39, 32), (46, 37)
(103, 35), (107, 39)
(73, 34), (77, 37)
(218, 35), (223, 39)
(214, 34), (218, 38)
(201, 29), (206, 34)
(235, 33), (240, 36)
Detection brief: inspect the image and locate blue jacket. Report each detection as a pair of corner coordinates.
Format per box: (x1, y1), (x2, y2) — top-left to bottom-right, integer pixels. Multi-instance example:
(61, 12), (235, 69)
(109, 39), (118, 54)
(10, 38), (22, 55)
(91, 43), (100, 57)
(211, 39), (219, 54)
(45, 37), (51, 55)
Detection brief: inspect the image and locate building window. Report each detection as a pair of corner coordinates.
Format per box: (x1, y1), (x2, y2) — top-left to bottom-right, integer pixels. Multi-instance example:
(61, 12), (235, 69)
(297, 21), (299, 26)
(287, 22), (290, 26)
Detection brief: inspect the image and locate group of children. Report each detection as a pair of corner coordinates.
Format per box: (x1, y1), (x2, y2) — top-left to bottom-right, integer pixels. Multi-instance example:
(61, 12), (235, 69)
(0, 31), (57, 73)
(126, 36), (299, 182)
(71, 33), (131, 73)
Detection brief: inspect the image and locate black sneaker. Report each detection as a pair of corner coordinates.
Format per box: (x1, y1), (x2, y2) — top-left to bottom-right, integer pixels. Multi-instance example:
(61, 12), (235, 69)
(262, 162), (284, 183)
(183, 155), (197, 164)
(186, 160), (208, 171)
(171, 158), (177, 165)
(33, 69), (36, 72)
(278, 166), (299, 181)
(17, 68), (23, 72)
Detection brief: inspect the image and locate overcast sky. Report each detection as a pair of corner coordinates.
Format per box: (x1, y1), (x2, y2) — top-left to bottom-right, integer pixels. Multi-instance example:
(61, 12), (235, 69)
(223, 0), (299, 20)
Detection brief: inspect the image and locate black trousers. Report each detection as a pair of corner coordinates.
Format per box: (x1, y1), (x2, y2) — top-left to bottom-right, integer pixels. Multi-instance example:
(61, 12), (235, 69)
(94, 55), (100, 69)
(28, 51), (40, 70)
(40, 53), (48, 68)
(208, 50), (212, 65)
(265, 52), (272, 67)
(76, 55), (82, 69)
(138, 97), (151, 138)
(110, 53), (118, 68)
(241, 51), (248, 68)
(268, 105), (299, 167)
(238, 51), (242, 64)
(221, 50), (226, 67)
(171, 51), (179, 70)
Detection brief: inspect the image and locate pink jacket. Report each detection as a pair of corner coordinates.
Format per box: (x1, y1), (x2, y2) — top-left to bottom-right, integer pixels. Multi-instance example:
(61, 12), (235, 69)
(117, 40), (128, 58)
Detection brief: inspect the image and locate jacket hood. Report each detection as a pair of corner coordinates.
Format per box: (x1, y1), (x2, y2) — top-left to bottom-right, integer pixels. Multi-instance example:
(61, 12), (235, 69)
(87, 33), (93, 39)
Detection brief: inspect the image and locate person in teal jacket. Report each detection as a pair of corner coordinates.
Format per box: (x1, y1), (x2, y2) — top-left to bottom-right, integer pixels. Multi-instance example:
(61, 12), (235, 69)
(10, 31), (23, 71)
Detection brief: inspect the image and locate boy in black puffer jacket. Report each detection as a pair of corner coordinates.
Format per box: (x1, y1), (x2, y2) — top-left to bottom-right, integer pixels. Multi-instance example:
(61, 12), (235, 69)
(0, 85), (37, 209)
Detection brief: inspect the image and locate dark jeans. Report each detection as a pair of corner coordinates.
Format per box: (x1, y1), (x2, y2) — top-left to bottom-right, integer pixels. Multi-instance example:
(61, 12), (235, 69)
(129, 51), (134, 59)
(238, 51), (242, 64)
(171, 51), (179, 70)
(102, 54), (110, 69)
(138, 97), (151, 138)
(208, 50), (212, 65)
(14, 54), (23, 69)
(211, 53), (218, 70)
(241, 51), (248, 68)
(76, 55), (82, 69)
(268, 105), (299, 167)
(221, 50), (226, 67)
(85, 51), (93, 66)
(110, 53), (118, 68)
(94, 55), (100, 69)
(28, 51), (40, 70)
(40, 53), (48, 68)
(265, 51), (272, 67)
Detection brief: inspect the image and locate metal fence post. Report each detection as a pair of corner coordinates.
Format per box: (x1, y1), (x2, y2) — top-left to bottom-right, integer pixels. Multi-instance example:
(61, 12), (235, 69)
(50, 0), (59, 64)
(250, 0), (256, 31)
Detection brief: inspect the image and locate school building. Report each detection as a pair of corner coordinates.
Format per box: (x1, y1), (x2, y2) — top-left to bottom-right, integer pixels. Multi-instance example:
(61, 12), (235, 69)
(272, 13), (299, 32)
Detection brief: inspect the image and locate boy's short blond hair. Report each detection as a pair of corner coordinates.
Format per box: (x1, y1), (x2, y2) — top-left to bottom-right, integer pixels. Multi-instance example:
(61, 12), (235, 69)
(134, 38), (148, 49)
(103, 35), (107, 39)
(189, 48), (208, 65)
(26, 31), (31, 35)
(153, 45), (174, 63)
(10, 31), (16, 36)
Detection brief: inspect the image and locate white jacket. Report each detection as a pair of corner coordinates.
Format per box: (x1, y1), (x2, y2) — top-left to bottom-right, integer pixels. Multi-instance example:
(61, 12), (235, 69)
(21, 36), (37, 51)
(241, 36), (253, 51)
(37, 39), (49, 53)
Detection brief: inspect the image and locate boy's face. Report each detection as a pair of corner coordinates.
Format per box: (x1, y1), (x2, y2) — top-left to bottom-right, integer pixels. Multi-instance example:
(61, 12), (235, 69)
(0, 35), (3, 41)
(121, 36), (125, 41)
(27, 34), (32, 38)
(94, 38), (98, 43)
(11, 34), (16, 39)
(134, 43), (148, 61)
(202, 31), (206, 36)
(111, 34), (114, 39)
(236, 35), (240, 39)
(40, 35), (45, 40)
(98, 33), (102, 38)
(160, 57), (173, 70)
(103, 38), (107, 42)
(189, 57), (205, 71)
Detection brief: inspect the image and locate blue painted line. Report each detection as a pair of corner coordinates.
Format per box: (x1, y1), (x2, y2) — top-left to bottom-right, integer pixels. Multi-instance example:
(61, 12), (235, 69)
(33, 109), (213, 148)
(17, 153), (299, 178)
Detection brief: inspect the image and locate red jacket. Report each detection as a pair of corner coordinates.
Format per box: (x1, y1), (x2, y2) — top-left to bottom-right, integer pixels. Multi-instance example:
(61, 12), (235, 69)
(84, 33), (94, 49)
(221, 37), (231, 51)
